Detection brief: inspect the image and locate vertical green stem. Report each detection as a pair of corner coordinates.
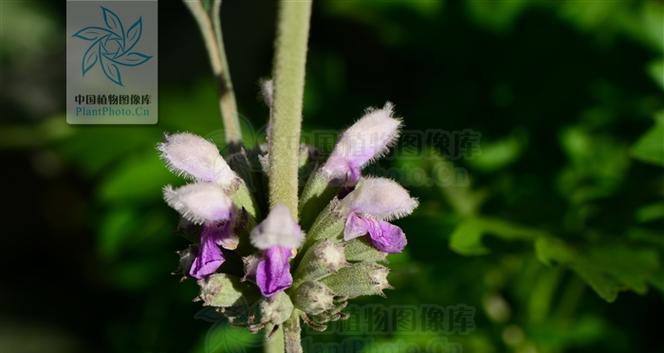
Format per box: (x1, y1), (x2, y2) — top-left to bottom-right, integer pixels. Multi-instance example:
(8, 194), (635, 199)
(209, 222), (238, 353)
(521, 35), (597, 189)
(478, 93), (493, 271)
(266, 1), (312, 352)
(268, 0), (312, 219)
(184, 0), (242, 144)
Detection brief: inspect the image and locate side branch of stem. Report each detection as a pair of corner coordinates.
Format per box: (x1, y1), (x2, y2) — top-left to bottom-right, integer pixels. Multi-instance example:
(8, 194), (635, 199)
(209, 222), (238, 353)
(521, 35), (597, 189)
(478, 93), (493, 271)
(184, 0), (242, 144)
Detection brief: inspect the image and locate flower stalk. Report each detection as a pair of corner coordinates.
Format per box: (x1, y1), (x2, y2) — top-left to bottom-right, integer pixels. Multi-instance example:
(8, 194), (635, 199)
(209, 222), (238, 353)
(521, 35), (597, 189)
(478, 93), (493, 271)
(283, 311), (303, 353)
(166, 3), (418, 353)
(183, 0), (242, 144)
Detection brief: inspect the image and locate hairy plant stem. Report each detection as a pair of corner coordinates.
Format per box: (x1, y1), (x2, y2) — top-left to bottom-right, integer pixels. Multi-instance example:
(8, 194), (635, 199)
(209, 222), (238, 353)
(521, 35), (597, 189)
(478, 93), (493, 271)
(283, 311), (303, 353)
(184, 0), (242, 144)
(267, 0), (312, 219)
(264, 324), (285, 353)
(266, 1), (312, 353)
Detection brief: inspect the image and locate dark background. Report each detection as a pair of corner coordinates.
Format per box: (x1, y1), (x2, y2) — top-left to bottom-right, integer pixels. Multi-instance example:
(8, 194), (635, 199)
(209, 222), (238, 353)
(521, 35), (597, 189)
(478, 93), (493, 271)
(1, 1), (663, 352)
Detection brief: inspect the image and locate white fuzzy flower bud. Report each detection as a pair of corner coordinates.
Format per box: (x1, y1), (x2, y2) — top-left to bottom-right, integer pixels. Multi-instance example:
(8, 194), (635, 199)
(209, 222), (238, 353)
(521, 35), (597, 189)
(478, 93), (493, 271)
(369, 265), (390, 288)
(258, 292), (294, 326)
(163, 182), (233, 224)
(294, 240), (348, 285)
(340, 177), (418, 220)
(317, 241), (347, 272)
(198, 274), (245, 307)
(158, 132), (239, 190)
(250, 204), (304, 250)
(293, 281), (336, 315)
(322, 103), (401, 181)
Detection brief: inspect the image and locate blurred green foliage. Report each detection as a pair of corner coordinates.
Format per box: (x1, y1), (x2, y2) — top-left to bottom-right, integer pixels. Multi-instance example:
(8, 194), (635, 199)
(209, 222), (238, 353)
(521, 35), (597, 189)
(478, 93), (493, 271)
(1, 0), (663, 353)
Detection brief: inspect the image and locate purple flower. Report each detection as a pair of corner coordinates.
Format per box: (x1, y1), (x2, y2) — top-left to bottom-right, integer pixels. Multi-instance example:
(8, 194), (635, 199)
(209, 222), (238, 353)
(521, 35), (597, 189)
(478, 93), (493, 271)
(250, 205), (303, 297)
(340, 178), (418, 253)
(190, 220), (236, 279)
(256, 246), (293, 298)
(163, 182), (238, 279)
(344, 213), (407, 253)
(321, 103), (401, 185)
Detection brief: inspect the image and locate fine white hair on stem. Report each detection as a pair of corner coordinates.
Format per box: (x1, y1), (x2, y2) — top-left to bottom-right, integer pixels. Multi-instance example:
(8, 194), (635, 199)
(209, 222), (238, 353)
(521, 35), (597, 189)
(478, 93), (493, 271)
(341, 177), (418, 221)
(163, 182), (233, 224)
(260, 79), (274, 144)
(260, 78), (274, 108)
(157, 132), (239, 190)
(322, 102), (402, 179)
(250, 204), (304, 250)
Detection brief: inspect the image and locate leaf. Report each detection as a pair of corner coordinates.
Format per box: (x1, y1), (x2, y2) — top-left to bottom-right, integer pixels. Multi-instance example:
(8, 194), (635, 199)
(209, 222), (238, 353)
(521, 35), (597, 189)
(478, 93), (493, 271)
(535, 238), (661, 302)
(449, 219), (488, 255)
(466, 0), (529, 31)
(631, 117), (664, 167)
(100, 56), (123, 86)
(628, 228), (664, 248)
(98, 208), (170, 258)
(450, 217), (546, 255)
(0, 116), (71, 149)
(190, 324), (258, 353)
(425, 149), (486, 216)
(649, 59), (664, 92)
(81, 40), (101, 75)
(468, 131), (526, 172)
(110, 260), (162, 290)
(98, 209), (137, 258)
(55, 126), (158, 176)
(111, 52), (151, 66)
(72, 26), (116, 41)
(101, 6), (124, 40)
(98, 152), (178, 205)
(641, 1), (664, 54)
(124, 17), (142, 53)
(528, 315), (609, 352)
(559, 127), (630, 203)
(635, 202), (664, 223)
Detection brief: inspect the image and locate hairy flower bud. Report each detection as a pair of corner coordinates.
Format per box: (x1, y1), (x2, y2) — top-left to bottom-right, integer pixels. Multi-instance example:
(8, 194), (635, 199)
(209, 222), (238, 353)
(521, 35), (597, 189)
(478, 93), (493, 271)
(163, 182), (233, 224)
(158, 132), (239, 189)
(257, 292), (294, 327)
(322, 263), (392, 299)
(322, 103), (401, 184)
(220, 292), (293, 332)
(344, 238), (388, 263)
(293, 281), (336, 315)
(294, 240), (347, 286)
(250, 204), (304, 250)
(306, 199), (346, 243)
(198, 274), (257, 307)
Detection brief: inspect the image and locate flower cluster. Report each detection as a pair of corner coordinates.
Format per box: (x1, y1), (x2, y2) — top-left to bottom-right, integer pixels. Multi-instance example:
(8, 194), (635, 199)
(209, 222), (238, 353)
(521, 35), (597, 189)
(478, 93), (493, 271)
(159, 103), (417, 332)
